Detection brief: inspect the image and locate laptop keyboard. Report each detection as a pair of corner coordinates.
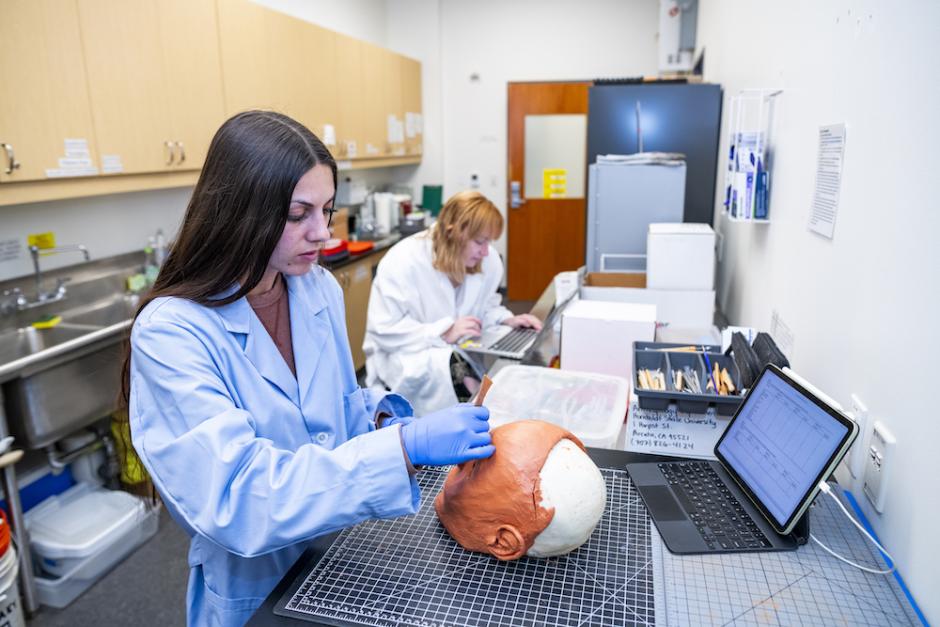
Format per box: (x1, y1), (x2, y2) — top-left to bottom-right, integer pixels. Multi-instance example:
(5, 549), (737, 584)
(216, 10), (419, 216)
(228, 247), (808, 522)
(658, 461), (773, 551)
(490, 327), (538, 354)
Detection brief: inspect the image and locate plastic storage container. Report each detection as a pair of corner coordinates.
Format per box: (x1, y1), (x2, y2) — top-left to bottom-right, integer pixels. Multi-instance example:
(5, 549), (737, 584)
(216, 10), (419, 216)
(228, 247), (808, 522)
(486, 365), (629, 449)
(25, 483), (160, 609)
(633, 342), (744, 415)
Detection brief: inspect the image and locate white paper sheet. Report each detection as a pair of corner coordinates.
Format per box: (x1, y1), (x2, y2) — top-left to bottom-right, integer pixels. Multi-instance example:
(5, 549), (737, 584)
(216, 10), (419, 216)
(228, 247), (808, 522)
(809, 124), (846, 239)
(625, 399), (729, 459)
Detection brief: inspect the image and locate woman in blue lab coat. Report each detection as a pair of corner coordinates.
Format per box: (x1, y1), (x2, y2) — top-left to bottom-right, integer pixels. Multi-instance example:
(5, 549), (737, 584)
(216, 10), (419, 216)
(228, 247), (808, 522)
(121, 111), (495, 627)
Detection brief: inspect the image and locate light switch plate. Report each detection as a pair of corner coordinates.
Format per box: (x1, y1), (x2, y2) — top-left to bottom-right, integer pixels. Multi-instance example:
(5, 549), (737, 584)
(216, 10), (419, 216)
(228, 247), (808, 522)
(847, 394), (871, 482)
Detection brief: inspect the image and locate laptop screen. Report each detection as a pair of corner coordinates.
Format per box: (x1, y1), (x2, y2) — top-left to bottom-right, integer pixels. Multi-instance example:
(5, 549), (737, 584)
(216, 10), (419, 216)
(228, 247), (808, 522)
(715, 367), (851, 529)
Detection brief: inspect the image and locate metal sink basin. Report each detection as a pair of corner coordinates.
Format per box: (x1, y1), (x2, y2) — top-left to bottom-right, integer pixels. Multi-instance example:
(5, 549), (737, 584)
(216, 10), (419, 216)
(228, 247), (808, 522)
(0, 295), (138, 449)
(59, 294), (139, 329)
(0, 325), (91, 366)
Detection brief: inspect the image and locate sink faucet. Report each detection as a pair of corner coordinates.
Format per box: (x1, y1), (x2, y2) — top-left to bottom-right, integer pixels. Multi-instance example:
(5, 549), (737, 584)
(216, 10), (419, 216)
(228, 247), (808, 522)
(23, 244), (91, 309)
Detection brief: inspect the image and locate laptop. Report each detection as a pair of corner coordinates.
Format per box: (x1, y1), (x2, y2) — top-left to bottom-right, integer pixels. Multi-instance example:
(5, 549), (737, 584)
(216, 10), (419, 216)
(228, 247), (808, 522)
(458, 294), (573, 360)
(627, 364), (858, 554)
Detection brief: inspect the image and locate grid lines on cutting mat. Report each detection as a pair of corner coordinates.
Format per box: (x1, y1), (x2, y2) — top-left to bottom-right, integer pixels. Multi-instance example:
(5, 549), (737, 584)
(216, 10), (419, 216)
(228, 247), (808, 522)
(656, 485), (921, 626)
(280, 465), (657, 626)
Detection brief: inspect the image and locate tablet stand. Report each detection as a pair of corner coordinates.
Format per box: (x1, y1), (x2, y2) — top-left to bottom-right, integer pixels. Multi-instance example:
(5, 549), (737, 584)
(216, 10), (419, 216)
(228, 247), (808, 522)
(791, 508), (811, 546)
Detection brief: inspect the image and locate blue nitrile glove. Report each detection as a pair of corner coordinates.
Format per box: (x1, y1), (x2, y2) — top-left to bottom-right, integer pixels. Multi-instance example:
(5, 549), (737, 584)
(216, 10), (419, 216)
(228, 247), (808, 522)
(400, 404), (495, 466)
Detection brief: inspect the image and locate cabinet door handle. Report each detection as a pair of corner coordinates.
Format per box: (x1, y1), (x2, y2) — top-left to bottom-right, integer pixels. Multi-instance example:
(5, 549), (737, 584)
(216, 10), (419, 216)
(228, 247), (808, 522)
(164, 140), (175, 165)
(176, 141), (186, 165)
(2, 143), (20, 174)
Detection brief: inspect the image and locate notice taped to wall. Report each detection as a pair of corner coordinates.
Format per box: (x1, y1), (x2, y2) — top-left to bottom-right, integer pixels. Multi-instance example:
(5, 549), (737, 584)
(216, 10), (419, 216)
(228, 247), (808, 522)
(809, 124), (846, 239)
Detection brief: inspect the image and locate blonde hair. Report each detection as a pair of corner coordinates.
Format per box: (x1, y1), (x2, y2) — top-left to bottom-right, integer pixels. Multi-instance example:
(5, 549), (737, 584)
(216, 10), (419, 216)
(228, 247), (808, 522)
(431, 190), (503, 284)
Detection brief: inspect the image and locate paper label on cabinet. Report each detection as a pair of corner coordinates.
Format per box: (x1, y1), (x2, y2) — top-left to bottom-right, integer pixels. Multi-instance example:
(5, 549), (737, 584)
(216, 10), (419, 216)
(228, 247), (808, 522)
(63, 138), (91, 158)
(625, 400), (727, 459)
(345, 140), (358, 158)
(101, 154), (124, 174)
(415, 113), (423, 134)
(365, 143), (380, 156)
(336, 160), (352, 171)
(387, 115), (397, 143)
(46, 167), (98, 178)
(322, 124), (336, 146)
(405, 113), (416, 138)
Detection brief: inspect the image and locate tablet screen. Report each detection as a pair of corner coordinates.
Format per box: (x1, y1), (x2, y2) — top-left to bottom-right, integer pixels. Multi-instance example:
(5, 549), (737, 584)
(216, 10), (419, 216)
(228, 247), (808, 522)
(716, 366), (853, 531)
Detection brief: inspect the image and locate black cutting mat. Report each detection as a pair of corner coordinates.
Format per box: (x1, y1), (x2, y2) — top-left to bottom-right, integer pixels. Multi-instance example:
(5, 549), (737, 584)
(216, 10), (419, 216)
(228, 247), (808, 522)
(275, 466), (656, 626)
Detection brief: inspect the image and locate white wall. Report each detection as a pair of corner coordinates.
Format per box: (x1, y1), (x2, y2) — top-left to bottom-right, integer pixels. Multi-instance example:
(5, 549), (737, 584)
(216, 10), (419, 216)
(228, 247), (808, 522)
(0, 188), (190, 282)
(439, 0), (660, 257)
(699, 0), (939, 621)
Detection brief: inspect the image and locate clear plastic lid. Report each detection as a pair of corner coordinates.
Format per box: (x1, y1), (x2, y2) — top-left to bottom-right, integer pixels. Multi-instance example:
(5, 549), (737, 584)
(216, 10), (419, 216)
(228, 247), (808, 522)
(486, 365), (629, 448)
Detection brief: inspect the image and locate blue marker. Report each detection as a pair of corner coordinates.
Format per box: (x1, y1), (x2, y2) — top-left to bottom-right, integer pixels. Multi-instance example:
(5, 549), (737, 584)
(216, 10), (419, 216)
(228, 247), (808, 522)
(702, 349), (721, 394)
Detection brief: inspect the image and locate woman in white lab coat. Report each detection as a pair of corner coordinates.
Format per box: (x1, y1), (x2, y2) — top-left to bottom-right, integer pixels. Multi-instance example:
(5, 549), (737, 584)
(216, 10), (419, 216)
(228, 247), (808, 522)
(364, 191), (542, 416)
(120, 111), (495, 627)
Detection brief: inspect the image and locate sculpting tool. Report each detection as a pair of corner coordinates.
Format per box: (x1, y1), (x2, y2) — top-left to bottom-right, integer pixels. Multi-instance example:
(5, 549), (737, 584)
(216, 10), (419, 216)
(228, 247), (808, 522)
(701, 350), (721, 395)
(473, 374), (493, 406)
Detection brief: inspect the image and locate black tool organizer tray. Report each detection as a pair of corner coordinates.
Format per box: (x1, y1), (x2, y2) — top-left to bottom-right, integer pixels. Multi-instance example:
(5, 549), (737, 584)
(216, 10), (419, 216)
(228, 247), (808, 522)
(633, 341), (744, 415)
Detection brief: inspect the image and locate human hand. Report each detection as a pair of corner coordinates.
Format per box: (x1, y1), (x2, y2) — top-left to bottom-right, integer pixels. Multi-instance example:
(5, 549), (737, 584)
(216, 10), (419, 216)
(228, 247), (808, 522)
(501, 313), (543, 331)
(442, 316), (483, 344)
(401, 404), (495, 466)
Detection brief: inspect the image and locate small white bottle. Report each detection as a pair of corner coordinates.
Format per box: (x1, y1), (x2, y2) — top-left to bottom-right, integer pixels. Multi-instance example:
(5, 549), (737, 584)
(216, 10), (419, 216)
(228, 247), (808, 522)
(154, 228), (167, 266)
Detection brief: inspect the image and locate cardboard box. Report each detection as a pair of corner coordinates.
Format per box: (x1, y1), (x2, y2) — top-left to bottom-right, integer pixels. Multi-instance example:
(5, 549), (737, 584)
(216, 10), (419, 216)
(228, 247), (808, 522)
(561, 299), (656, 381)
(330, 207), (350, 241)
(646, 223), (716, 290)
(581, 272), (715, 329)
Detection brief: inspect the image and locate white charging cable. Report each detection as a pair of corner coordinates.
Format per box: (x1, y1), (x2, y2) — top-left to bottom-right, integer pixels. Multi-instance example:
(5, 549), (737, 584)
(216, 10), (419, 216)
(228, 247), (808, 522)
(810, 481), (895, 575)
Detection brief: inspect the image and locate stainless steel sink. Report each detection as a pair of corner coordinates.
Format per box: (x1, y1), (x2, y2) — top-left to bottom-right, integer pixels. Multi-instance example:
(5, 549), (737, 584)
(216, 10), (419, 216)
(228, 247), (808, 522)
(0, 325), (91, 365)
(0, 293), (139, 449)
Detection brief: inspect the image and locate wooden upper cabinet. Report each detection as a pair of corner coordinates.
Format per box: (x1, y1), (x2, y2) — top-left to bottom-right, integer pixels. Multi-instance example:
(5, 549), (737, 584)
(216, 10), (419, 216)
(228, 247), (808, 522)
(0, 0), (99, 183)
(78, 0), (173, 175)
(359, 41), (388, 158)
(383, 51), (404, 156)
(334, 34), (364, 160)
(218, 0), (338, 149)
(157, 0), (227, 170)
(401, 56), (423, 156)
(216, 0), (271, 114)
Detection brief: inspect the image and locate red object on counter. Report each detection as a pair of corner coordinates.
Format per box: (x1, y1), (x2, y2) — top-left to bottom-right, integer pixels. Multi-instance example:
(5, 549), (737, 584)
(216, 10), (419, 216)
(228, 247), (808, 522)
(348, 241), (374, 255)
(0, 508), (10, 557)
(322, 239), (348, 257)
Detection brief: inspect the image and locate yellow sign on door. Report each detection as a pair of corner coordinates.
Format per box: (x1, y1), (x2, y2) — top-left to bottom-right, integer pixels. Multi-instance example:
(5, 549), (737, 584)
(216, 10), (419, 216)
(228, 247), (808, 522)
(542, 168), (567, 198)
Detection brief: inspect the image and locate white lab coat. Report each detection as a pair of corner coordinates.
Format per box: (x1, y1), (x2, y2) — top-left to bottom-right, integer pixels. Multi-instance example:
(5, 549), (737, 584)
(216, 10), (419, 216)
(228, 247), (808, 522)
(130, 267), (419, 627)
(363, 230), (513, 415)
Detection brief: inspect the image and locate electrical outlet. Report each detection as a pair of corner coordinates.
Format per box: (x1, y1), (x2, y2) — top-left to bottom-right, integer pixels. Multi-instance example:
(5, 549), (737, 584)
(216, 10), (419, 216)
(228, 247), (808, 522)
(863, 421), (896, 513)
(469, 172), (480, 189)
(847, 394), (872, 483)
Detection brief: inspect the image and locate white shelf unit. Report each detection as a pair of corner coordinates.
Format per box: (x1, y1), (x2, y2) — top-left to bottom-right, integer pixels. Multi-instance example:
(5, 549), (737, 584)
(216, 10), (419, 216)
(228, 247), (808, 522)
(722, 89), (782, 223)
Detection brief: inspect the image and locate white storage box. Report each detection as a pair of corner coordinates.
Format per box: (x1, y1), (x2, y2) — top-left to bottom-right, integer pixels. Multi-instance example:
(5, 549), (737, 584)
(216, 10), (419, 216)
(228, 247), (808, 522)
(646, 223), (716, 290)
(561, 299), (656, 381)
(26, 483), (160, 609)
(580, 272), (715, 329)
(486, 365), (629, 449)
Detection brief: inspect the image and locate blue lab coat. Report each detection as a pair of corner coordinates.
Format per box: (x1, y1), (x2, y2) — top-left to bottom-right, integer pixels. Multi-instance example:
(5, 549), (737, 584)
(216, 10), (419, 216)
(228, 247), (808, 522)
(129, 267), (420, 626)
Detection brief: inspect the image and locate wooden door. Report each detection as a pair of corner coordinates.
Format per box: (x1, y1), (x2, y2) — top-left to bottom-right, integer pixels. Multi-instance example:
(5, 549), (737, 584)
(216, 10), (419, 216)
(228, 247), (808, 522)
(0, 0), (99, 183)
(507, 82), (590, 300)
(157, 0), (226, 171)
(78, 0), (174, 175)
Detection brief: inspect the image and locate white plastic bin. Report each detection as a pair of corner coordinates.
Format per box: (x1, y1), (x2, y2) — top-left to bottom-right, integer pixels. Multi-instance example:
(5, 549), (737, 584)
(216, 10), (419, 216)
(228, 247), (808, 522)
(25, 483), (160, 609)
(486, 365), (629, 449)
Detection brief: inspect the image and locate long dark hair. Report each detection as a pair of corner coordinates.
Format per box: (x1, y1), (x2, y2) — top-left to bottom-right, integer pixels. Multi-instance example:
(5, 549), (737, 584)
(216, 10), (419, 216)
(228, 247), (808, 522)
(118, 110), (336, 411)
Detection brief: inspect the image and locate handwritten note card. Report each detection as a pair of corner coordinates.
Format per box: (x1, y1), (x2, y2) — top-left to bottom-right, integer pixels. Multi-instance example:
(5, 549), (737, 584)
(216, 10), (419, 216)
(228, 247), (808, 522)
(625, 400), (729, 459)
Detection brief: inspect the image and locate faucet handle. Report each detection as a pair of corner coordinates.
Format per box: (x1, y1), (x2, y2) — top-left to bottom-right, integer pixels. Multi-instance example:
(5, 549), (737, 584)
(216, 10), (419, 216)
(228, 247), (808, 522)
(53, 277), (71, 296)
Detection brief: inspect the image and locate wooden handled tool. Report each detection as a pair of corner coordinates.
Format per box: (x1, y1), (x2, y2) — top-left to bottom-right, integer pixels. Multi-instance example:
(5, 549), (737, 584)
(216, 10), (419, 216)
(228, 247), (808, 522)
(473, 374), (493, 406)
